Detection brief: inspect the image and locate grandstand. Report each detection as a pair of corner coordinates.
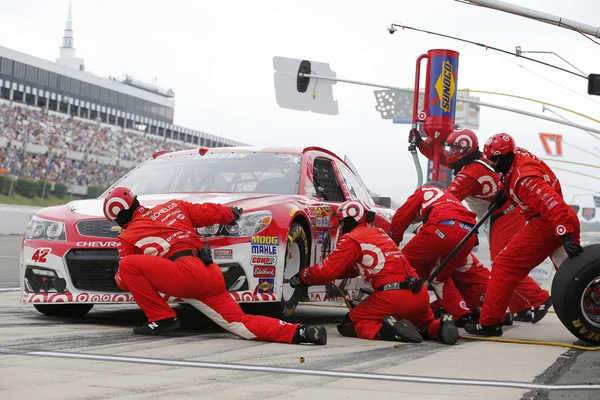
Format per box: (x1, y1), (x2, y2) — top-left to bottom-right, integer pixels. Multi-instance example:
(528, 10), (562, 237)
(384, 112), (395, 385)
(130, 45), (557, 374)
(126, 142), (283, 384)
(0, 2), (246, 198)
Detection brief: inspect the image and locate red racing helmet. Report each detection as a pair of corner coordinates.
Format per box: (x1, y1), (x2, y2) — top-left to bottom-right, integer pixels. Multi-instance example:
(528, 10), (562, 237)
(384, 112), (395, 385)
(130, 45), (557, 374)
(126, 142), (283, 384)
(443, 128), (479, 164)
(483, 133), (516, 160)
(334, 200), (372, 225)
(103, 186), (138, 221)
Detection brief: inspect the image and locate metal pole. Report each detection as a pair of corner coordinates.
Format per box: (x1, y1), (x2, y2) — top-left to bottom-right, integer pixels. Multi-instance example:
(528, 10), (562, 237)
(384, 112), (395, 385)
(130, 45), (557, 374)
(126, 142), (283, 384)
(542, 105), (600, 141)
(298, 72), (600, 135)
(459, 0), (600, 38)
(7, 176), (14, 204)
(517, 50), (587, 76)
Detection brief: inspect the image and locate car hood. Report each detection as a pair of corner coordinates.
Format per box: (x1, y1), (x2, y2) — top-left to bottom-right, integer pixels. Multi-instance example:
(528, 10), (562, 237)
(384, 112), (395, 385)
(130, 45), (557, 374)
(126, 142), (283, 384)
(37, 192), (298, 221)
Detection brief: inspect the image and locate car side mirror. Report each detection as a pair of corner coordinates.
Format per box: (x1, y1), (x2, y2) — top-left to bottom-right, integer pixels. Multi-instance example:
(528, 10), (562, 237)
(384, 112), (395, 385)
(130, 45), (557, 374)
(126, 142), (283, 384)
(372, 196), (392, 208)
(588, 74), (600, 96)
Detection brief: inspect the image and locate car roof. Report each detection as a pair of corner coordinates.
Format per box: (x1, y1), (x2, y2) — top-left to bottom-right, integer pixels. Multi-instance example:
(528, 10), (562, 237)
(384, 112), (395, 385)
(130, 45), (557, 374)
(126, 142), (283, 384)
(154, 146), (346, 164)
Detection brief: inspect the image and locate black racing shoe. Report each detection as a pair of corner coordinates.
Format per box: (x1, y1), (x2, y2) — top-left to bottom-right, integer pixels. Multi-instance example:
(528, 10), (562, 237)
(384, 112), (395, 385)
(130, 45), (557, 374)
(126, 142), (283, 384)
(532, 297), (553, 324)
(431, 305), (445, 319)
(471, 307), (481, 323)
(438, 314), (460, 345)
(504, 311), (514, 326)
(293, 325), (328, 345)
(454, 313), (475, 328)
(512, 308), (533, 322)
(379, 315), (423, 343)
(464, 322), (503, 337)
(133, 317), (181, 335)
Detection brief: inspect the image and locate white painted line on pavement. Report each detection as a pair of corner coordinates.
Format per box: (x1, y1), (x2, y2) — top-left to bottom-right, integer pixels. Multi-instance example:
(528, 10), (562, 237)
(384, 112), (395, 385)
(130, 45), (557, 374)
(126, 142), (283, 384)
(0, 288), (20, 292)
(0, 348), (598, 391)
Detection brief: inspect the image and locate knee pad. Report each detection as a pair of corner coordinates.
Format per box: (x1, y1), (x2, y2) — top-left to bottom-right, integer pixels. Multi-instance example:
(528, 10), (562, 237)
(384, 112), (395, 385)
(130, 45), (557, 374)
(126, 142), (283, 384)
(336, 322), (358, 338)
(336, 313), (358, 337)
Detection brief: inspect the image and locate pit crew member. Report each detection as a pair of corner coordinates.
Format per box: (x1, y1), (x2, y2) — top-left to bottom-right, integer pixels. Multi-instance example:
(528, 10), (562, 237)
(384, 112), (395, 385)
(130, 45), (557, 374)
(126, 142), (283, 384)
(104, 186), (327, 345)
(466, 133), (582, 336)
(289, 200), (459, 345)
(389, 181), (478, 326)
(412, 128), (549, 322)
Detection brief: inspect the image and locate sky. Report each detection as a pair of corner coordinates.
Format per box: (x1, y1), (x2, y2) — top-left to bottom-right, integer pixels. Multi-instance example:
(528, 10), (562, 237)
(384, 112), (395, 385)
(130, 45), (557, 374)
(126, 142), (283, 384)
(1, 0), (599, 218)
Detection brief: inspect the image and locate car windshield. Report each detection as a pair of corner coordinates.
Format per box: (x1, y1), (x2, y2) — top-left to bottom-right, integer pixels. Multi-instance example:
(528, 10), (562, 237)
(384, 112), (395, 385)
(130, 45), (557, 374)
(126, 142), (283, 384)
(106, 151), (302, 196)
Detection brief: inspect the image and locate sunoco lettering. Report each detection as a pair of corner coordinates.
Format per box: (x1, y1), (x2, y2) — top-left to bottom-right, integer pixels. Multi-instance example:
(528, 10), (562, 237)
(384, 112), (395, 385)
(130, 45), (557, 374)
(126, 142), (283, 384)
(441, 60), (453, 113)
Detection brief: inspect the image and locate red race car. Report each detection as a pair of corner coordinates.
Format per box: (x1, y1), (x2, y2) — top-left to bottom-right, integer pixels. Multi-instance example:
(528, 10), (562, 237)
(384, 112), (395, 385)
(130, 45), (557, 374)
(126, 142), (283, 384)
(20, 146), (394, 319)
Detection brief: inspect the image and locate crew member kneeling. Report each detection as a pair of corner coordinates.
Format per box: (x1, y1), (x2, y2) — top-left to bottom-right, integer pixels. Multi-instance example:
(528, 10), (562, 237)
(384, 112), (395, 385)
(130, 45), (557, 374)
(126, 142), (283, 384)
(289, 200), (459, 345)
(103, 186), (326, 345)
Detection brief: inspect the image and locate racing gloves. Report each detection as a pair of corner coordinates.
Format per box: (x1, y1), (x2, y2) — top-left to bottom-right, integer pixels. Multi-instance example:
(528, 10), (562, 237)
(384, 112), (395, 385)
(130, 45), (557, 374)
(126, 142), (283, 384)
(288, 272), (303, 288)
(199, 242), (214, 266)
(491, 189), (508, 209)
(408, 129), (422, 146)
(229, 207), (243, 223)
(561, 234), (583, 259)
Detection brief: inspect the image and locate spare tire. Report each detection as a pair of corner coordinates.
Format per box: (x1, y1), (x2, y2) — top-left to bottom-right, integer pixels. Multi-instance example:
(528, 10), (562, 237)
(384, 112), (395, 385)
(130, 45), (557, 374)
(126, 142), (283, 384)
(551, 244), (600, 344)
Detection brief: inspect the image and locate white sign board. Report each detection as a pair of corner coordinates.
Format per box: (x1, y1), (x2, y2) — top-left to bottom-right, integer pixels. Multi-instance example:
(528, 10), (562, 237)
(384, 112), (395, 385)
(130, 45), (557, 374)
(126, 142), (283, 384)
(455, 91), (481, 130)
(374, 89), (481, 130)
(273, 56), (339, 115)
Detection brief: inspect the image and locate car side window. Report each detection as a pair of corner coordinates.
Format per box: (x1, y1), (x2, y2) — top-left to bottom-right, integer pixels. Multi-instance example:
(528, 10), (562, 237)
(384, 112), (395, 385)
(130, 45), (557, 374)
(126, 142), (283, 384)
(312, 158), (346, 202)
(336, 161), (375, 206)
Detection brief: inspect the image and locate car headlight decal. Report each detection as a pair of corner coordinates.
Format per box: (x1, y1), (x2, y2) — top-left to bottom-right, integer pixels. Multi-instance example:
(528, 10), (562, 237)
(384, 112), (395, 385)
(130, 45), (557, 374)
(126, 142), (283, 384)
(25, 216), (67, 241)
(197, 210), (272, 237)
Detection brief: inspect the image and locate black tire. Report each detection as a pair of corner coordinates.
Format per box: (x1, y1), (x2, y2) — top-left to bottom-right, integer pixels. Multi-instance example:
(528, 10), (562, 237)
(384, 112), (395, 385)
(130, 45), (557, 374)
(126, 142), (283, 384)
(248, 223), (310, 320)
(551, 244), (600, 344)
(33, 304), (94, 318)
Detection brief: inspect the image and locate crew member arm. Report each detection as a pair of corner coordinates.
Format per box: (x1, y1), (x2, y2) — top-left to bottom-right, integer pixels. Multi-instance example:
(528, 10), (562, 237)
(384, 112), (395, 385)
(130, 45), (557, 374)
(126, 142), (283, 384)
(300, 237), (362, 285)
(447, 173), (481, 201)
(117, 238), (140, 259)
(389, 190), (422, 245)
(418, 139), (452, 168)
(516, 177), (577, 236)
(180, 200), (235, 227)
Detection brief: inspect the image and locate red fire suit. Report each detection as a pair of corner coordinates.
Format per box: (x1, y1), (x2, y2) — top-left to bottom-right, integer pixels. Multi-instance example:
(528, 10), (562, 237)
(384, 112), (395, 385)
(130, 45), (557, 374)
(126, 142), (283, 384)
(390, 186), (477, 320)
(413, 223), (488, 313)
(115, 199), (298, 343)
(478, 148), (580, 326)
(299, 225), (441, 340)
(419, 143), (549, 313)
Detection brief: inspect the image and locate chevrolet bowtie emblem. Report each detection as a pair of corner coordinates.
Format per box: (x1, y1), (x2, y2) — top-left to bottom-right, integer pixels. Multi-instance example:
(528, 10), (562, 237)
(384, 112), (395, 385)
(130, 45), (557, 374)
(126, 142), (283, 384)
(110, 226), (122, 232)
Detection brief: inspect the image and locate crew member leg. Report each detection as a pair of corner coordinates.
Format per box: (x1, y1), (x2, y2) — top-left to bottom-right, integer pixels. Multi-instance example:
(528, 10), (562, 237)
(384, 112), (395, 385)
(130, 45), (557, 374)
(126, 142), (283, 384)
(118, 254), (194, 322)
(490, 212), (550, 315)
(346, 290), (428, 340)
(478, 218), (562, 328)
(187, 292), (302, 343)
(452, 253), (488, 311)
(403, 225), (477, 320)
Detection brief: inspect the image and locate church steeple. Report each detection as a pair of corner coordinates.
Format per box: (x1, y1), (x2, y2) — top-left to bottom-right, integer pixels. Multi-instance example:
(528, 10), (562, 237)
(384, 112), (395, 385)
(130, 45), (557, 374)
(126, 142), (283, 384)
(61, 0), (74, 50)
(57, 0), (85, 71)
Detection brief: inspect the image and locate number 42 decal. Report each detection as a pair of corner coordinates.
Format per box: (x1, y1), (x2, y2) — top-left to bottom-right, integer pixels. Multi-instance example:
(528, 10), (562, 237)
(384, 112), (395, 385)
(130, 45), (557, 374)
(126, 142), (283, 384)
(32, 248), (51, 263)
(539, 133), (563, 157)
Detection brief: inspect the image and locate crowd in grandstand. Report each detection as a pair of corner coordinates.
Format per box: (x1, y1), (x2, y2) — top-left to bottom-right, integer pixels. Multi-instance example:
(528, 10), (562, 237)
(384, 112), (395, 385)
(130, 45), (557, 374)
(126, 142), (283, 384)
(0, 101), (194, 189)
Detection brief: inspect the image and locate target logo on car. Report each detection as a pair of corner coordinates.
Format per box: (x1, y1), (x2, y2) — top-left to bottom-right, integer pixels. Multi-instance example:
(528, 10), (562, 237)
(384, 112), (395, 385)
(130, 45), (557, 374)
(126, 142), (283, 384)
(251, 255), (277, 266)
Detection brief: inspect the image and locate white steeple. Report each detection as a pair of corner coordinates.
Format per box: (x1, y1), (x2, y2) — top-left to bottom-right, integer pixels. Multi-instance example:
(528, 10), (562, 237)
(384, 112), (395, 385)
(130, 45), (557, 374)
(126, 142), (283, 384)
(57, 0), (85, 71)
